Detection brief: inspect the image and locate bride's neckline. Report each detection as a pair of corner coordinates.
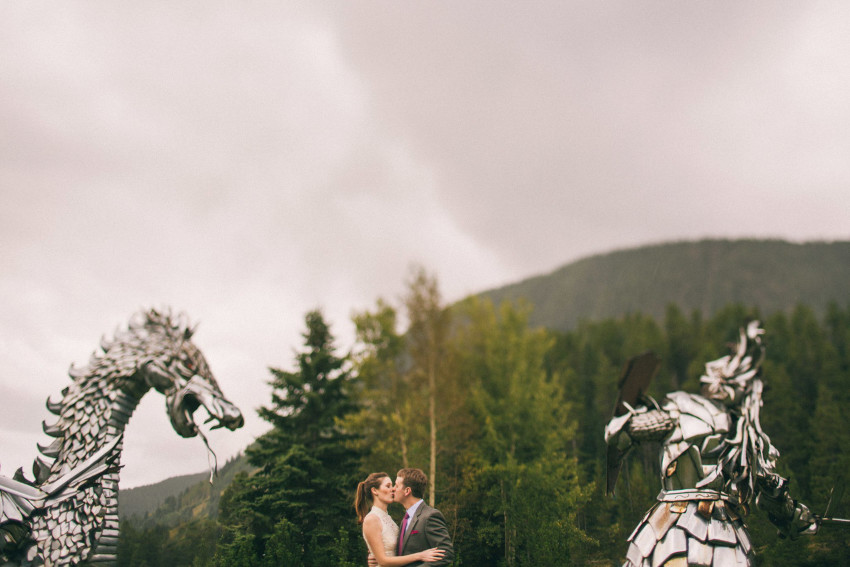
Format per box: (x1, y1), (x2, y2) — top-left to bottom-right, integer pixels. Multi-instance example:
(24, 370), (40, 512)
(371, 505), (390, 516)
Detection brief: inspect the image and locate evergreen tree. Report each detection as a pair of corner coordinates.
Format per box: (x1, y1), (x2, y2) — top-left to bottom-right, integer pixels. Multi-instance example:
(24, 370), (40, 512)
(216, 310), (362, 565)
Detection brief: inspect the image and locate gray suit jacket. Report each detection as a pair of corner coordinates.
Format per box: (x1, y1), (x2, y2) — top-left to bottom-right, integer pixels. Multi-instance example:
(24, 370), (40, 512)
(399, 502), (455, 566)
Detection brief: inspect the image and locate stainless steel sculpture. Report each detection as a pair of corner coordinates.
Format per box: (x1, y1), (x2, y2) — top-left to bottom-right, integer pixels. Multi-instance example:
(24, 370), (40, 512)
(0, 308), (244, 566)
(605, 322), (819, 566)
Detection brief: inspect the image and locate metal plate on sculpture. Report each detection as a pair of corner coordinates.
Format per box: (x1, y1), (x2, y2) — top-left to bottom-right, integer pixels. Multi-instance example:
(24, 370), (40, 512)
(671, 393), (716, 425)
(712, 543), (750, 566)
(679, 414), (713, 441)
(626, 540), (644, 566)
(634, 522), (658, 559)
(706, 517), (737, 545)
(651, 526), (687, 567)
(687, 538), (714, 566)
(734, 522), (751, 555)
(677, 501), (709, 542)
(647, 502), (680, 540)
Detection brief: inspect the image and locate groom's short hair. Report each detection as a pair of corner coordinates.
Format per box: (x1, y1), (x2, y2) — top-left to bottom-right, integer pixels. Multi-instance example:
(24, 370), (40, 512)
(397, 468), (427, 499)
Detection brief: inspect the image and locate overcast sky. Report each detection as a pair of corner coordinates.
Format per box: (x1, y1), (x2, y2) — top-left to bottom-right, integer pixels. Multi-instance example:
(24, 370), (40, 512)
(2, 1), (849, 488)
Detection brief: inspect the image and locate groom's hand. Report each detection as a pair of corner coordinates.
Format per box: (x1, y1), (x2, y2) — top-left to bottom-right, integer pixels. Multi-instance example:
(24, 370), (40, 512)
(367, 552), (377, 567)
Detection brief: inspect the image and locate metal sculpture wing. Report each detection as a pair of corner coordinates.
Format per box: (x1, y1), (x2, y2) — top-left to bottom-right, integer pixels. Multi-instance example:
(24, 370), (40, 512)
(606, 351), (661, 495)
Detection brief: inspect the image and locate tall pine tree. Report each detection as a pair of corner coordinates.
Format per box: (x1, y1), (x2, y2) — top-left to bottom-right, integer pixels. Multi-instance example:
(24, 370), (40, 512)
(216, 310), (362, 565)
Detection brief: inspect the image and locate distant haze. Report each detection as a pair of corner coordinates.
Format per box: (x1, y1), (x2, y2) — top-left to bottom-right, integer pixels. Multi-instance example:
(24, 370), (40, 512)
(1, 2), (849, 487)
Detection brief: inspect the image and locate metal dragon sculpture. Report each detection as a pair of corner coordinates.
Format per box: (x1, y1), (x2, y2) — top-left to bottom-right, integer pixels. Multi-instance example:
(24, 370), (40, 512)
(0, 308), (244, 566)
(604, 322), (823, 566)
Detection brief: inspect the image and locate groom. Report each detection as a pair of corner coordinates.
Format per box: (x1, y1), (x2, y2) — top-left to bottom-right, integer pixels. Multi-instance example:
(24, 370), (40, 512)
(369, 468), (455, 566)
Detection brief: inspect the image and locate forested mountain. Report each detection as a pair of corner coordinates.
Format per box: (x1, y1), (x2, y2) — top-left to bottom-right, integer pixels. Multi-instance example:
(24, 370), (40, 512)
(116, 242), (850, 566)
(120, 454), (252, 526)
(481, 239), (850, 330)
(120, 472), (209, 521)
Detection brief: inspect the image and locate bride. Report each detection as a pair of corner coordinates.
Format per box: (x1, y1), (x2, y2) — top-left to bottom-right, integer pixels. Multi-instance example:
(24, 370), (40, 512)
(355, 472), (445, 566)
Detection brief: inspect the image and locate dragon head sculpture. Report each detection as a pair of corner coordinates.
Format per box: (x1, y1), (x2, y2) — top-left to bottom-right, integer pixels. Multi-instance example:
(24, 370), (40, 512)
(699, 320), (765, 406)
(68, 308), (244, 444)
(138, 319), (243, 438)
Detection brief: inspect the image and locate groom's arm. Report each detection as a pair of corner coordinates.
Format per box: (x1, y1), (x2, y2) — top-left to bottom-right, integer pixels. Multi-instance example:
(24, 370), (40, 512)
(424, 509), (455, 566)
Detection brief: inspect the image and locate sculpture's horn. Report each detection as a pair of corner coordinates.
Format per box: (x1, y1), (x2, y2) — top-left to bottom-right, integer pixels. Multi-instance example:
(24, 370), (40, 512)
(13, 467), (29, 484)
(46, 396), (62, 416)
(69, 364), (86, 379)
(33, 456), (52, 484)
(43, 420), (63, 437)
(38, 438), (62, 459)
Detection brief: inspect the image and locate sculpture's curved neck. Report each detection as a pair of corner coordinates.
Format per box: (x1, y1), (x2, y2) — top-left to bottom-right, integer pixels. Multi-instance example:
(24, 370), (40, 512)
(35, 375), (148, 565)
(51, 382), (144, 474)
(91, 389), (145, 563)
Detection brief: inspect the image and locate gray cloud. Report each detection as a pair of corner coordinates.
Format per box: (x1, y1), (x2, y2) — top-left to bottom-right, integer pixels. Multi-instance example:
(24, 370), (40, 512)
(324, 2), (850, 270)
(1, 1), (849, 487)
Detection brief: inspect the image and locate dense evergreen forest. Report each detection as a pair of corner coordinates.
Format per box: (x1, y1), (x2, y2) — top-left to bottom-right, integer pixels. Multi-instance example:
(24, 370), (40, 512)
(119, 268), (850, 566)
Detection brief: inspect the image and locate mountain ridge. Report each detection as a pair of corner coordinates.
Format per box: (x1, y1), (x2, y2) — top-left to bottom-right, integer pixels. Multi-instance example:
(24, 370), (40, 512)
(480, 238), (850, 330)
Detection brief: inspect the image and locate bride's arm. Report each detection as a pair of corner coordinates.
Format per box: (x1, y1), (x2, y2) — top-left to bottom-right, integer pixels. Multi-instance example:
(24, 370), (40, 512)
(363, 517), (444, 566)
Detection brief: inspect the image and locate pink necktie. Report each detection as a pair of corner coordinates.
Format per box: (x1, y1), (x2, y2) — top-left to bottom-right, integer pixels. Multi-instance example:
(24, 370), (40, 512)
(397, 512), (410, 554)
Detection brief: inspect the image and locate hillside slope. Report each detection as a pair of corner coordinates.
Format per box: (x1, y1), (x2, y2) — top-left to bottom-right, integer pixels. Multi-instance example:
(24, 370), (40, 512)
(119, 453), (252, 526)
(480, 239), (850, 331)
(119, 471), (209, 520)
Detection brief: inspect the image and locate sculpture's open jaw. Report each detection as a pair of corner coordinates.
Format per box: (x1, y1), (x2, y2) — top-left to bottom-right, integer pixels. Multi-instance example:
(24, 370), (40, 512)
(167, 376), (244, 439)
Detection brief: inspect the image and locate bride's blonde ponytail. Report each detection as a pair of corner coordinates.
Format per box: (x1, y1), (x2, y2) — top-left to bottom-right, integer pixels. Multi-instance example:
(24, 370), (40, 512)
(354, 472), (389, 524)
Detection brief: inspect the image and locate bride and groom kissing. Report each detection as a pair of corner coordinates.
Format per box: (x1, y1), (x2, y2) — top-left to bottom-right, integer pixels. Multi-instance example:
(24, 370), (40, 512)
(355, 468), (455, 566)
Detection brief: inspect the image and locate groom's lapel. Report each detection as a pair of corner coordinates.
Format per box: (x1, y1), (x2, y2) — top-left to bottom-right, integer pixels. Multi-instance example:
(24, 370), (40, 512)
(402, 503), (427, 553)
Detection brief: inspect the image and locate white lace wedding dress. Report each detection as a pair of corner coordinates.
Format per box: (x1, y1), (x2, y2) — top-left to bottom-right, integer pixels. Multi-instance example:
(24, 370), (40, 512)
(363, 505), (400, 558)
